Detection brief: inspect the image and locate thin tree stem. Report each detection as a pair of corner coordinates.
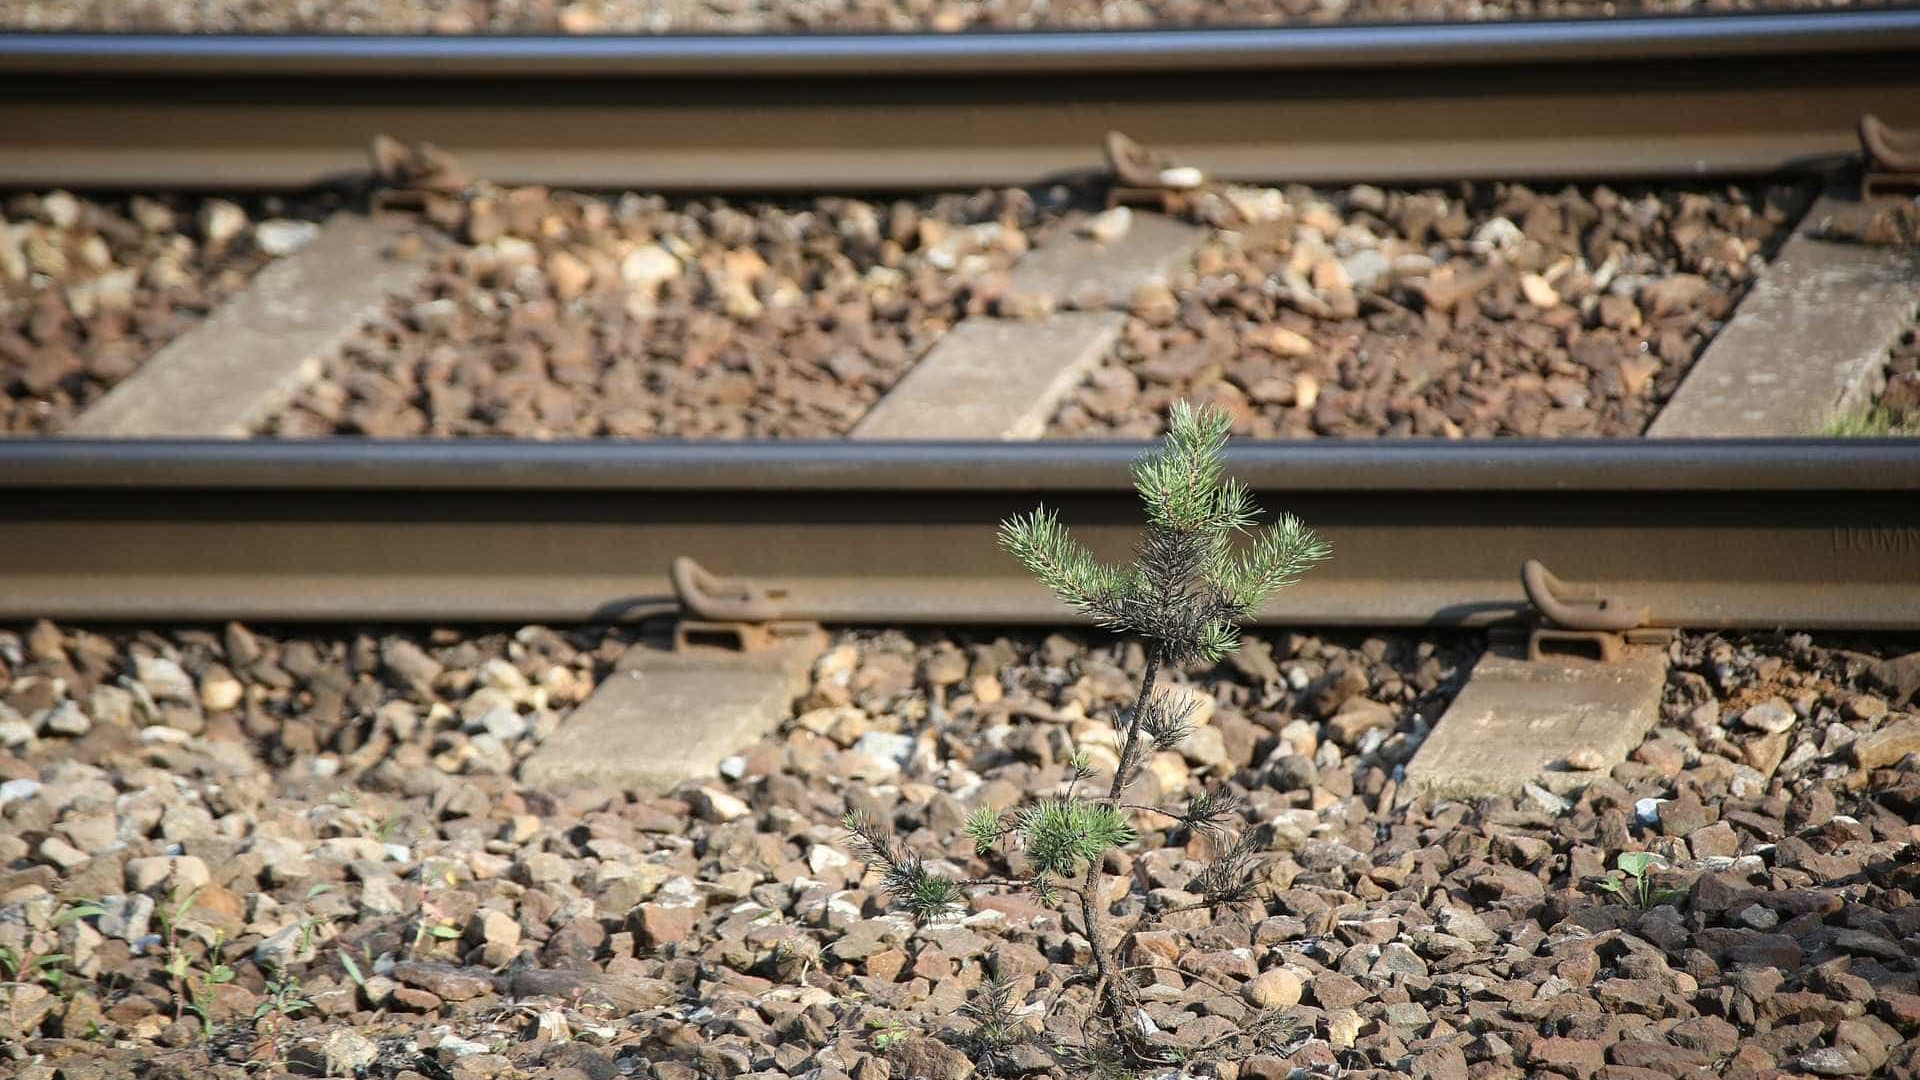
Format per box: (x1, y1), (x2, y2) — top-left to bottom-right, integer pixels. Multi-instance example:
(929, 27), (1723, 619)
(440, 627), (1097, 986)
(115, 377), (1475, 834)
(1108, 642), (1165, 802)
(1078, 859), (1115, 1012)
(1079, 639), (1166, 1020)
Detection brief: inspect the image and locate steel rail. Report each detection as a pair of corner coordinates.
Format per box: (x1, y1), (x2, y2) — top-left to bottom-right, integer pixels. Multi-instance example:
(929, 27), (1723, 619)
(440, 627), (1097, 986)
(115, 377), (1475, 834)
(7, 12), (1920, 75)
(2, 439), (1916, 629)
(3, 12), (1919, 188)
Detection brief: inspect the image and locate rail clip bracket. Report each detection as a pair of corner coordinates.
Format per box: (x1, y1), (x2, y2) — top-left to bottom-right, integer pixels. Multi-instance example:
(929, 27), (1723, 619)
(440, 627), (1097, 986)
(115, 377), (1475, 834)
(1521, 559), (1672, 663)
(1860, 114), (1920, 198)
(1105, 131), (1207, 212)
(669, 556), (818, 653)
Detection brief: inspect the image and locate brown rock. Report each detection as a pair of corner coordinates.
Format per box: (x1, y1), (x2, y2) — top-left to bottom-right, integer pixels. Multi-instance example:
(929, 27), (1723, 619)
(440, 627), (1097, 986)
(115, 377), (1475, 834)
(1669, 1017), (1739, 1056)
(1469, 864), (1545, 901)
(1530, 1036), (1605, 1079)
(1242, 1056), (1290, 1080)
(1327, 698), (1395, 746)
(1879, 990), (1920, 1029)
(631, 903), (698, 948)
(505, 968), (677, 1011)
(1309, 970), (1368, 1010)
(1413, 1044), (1469, 1080)
(1244, 968), (1302, 1010)
(391, 986), (444, 1012)
(1607, 1043), (1709, 1070)
(1853, 716), (1920, 770)
(1685, 821), (1739, 859)
(887, 1036), (973, 1080)
(865, 947), (907, 981)
(392, 961), (494, 1002)
(1637, 275), (1709, 318)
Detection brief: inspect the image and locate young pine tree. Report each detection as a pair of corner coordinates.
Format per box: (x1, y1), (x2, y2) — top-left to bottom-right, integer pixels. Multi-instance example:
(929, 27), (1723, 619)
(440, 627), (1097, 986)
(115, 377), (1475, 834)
(845, 402), (1330, 1064)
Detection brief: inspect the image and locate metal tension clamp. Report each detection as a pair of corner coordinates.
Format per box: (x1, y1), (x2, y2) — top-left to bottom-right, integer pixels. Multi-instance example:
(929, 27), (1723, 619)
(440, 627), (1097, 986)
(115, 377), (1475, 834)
(1521, 559), (1673, 662)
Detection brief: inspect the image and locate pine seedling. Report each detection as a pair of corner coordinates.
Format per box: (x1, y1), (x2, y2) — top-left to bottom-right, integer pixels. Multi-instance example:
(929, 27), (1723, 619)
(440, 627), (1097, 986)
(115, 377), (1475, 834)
(845, 402), (1328, 1071)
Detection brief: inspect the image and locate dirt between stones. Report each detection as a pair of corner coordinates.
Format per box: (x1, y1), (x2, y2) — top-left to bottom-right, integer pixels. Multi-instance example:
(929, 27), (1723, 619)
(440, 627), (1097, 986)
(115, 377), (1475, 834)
(0, 0), (1894, 35)
(0, 191), (341, 436)
(3, 619), (1917, 1079)
(1046, 182), (1804, 440)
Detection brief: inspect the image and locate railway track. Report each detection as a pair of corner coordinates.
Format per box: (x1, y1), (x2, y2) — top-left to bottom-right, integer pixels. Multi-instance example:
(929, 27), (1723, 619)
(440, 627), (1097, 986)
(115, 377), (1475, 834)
(3, 21), (1917, 1080)
(3, 15), (1917, 631)
(4, 10), (1920, 188)
(2, 438), (1917, 628)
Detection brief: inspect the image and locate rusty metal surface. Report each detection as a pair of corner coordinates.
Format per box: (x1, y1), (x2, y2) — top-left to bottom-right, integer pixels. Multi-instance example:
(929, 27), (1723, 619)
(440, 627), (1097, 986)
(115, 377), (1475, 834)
(1, 439), (1916, 628)
(3, 13), (1919, 188)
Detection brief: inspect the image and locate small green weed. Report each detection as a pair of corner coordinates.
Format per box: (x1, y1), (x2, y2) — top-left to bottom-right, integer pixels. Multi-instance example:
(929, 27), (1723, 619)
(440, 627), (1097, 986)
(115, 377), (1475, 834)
(251, 972), (314, 1064)
(1596, 852), (1686, 909)
(1824, 403), (1920, 437)
(870, 1019), (911, 1051)
(157, 888), (236, 1039)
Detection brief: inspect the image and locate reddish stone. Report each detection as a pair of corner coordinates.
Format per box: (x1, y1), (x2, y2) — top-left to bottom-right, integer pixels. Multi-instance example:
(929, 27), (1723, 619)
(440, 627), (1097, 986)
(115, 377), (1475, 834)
(1599, 1068), (1671, 1080)
(1669, 1017), (1740, 1057)
(1607, 1042), (1710, 1070)
(1309, 971), (1369, 1010)
(1413, 1044), (1469, 1080)
(1879, 990), (1920, 1029)
(1722, 1045), (1778, 1080)
(1529, 1036), (1606, 1079)
(391, 986), (443, 1012)
(863, 947), (907, 981)
(631, 903), (698, 948)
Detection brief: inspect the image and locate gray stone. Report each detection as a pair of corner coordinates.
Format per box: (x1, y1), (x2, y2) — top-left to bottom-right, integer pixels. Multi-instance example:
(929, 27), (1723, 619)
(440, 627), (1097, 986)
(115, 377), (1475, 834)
(323, 1029), (379, 1077)
(1739, 698), (1798, 734)
(1007, 211), (1202, 304)
(1439, 907), (1496, 948)
(254, 219), (321, 257)
(1339, 249), (1394, 291)
(134, 655), (195, 703)
(97, 893), (154, 942)
(851, 731), (915, 776)
(0, 778), (42, 806)
(255, 921), (319, 969)
(39, 701), (91, 736)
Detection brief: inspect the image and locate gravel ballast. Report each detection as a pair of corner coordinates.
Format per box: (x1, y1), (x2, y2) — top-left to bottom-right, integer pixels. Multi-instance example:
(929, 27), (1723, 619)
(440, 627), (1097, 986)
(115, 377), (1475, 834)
(0, 0), (1899, 35)
(261, 186), (1056, 439)
(256, 178), (1803, 442)
(1, 192), (339, 436)
(1850, 321), (1920, 434)
(1046, 182), (1804, 439)
(3, 619), (1917, 1078)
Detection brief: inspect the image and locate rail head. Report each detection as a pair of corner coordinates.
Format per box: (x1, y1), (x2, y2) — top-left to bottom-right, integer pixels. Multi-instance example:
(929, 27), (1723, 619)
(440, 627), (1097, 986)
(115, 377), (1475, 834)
(5, 438), (1920, 492)
(5, 11), (1920, 77)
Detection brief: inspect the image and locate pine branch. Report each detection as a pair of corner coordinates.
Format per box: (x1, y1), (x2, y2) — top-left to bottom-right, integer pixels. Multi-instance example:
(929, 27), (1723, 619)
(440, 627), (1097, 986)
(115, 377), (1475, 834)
(965, 805), (1006, 857)
(1016, 798), (1135, 878)
(1136, 689), (1200, 752)
(1131, 401), (1233, 532)
(998, 507), (1133, 625)
(843, 809), (963, 923)
(1178, 788), (1242, 835)
(1187, 829), (1266, 909)
(1218, 514), (1332, 612)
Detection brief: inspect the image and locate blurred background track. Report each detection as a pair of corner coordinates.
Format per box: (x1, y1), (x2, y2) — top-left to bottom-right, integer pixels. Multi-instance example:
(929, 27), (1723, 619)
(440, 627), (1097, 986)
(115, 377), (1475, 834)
(5, 12), (1920, 189)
